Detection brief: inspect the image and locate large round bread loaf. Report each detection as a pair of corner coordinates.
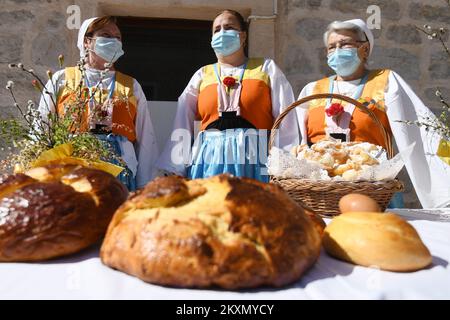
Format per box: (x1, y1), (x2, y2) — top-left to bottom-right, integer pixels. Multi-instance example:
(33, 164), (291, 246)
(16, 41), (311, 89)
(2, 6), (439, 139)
(0, 164), (128, 261)
(100, 174), (322, 289)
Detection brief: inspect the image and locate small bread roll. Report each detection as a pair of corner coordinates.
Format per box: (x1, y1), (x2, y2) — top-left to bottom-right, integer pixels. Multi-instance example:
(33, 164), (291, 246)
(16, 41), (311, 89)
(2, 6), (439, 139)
(333, 163), (353, 176)
(331, 150), (348, 164)
(323, 212), (432, 272)
(341, 169), (360, 181)
(318, 152), (335, 169)
(291, 144), (308, 157)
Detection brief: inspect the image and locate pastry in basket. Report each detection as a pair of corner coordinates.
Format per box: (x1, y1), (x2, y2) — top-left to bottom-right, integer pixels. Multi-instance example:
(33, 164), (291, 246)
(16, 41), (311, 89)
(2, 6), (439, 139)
(100, 174), (323, 289)
(0, 164), (128, 262)
(323, 212), (432, 272)
(291, 139), (382, 180)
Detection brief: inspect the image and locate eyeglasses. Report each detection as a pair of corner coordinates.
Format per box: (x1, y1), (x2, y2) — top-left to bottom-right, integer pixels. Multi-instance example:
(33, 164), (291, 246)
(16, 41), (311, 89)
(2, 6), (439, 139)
(327, 40), (367, 53)
(88, 34), (122, 41)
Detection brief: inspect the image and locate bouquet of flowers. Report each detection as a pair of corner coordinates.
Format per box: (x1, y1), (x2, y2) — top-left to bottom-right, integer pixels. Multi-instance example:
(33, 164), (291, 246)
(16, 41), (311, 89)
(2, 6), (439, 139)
(0, 55), (124, 175)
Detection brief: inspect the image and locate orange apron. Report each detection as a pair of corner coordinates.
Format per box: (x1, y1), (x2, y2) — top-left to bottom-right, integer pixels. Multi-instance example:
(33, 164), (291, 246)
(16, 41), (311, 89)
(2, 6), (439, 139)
(307, 69), (392, 149)
(56, 67), (138, 142)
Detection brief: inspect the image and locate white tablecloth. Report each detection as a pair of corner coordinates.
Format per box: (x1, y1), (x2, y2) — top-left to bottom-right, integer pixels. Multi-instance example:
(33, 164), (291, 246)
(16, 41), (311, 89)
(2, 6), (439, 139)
(1, 209), (449, 300)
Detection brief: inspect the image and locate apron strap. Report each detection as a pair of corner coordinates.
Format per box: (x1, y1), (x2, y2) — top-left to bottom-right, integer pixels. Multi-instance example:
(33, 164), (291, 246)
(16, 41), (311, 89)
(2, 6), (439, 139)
(213, 61), (248, 116)
(325, 72), (370, 140)
(84, 74), (116, 130)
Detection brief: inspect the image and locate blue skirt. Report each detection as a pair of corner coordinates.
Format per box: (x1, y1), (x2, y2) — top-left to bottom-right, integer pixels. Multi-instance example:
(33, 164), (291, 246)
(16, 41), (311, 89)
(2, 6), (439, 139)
(187, 129), (269, 183)
(387, 192), (405, 209)
(95, 133), (137, 191)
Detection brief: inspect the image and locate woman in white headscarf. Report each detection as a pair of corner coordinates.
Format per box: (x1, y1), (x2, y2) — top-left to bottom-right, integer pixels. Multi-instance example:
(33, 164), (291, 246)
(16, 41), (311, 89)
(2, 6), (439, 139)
(38, 16), (159, 190)
(296, 18), (450, 208)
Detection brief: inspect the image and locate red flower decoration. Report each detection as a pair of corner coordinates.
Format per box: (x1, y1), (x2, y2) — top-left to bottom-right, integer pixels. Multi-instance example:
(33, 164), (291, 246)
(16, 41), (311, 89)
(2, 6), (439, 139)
(97, 109), (108, 119)
(223, 76), (236, 88)
(325, 103), (344, 117)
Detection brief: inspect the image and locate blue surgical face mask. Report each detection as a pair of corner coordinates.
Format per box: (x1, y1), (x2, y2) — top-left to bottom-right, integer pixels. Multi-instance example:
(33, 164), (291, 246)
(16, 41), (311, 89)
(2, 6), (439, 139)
(327, 48), (362, 77)
(91, 36), (124, 63)
(211, 29), (241, 57)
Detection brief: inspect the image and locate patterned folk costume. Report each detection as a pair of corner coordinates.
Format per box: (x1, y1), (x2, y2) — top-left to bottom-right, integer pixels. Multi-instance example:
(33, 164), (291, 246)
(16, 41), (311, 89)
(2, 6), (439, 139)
(157, 58), (299, 182)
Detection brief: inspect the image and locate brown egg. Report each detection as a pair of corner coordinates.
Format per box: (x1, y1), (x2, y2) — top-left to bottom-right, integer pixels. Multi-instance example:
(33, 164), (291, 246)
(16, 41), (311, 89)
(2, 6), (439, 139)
(339, 193), (381, 214)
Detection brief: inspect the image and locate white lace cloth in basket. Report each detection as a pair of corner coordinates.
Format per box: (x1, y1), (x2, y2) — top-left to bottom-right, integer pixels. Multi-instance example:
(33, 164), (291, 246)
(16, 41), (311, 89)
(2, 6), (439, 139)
(267, 142), (415, 182)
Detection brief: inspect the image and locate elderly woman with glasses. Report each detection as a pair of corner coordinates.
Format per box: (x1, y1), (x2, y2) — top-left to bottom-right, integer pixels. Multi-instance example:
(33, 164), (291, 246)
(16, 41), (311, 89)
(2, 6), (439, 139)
(296, 19), (450, 208)
(37, 16), (159, 191)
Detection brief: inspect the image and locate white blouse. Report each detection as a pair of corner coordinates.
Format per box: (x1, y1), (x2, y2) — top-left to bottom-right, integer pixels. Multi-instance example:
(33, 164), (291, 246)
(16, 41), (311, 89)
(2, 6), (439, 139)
(38, 68), (159, 188)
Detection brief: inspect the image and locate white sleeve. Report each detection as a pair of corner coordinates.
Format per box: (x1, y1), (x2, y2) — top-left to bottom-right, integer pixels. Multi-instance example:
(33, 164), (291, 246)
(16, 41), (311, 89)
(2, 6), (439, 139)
(296, 81), (317, 144)
(133, 80), (159, 188)
(385, 71), (450, 208)
(155, 67), (203, 176)
(37, 69), (65, 123)
(262, 58), (299, 149)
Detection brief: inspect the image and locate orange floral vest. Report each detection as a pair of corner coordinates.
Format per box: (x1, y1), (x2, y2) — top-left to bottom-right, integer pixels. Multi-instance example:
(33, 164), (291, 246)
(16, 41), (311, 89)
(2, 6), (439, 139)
(307, 69), (392, 149)
(197, 58), (273, 131)
(56, 67), (138, 142)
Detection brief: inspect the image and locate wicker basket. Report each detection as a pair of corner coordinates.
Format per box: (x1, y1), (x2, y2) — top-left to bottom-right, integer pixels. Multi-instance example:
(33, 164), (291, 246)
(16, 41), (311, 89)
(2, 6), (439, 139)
(269, 93), (404, 216)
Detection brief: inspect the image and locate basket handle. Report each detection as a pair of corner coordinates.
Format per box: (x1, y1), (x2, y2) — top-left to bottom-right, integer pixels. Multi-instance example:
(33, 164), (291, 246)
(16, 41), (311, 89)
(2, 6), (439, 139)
(269, 93), (394, 159)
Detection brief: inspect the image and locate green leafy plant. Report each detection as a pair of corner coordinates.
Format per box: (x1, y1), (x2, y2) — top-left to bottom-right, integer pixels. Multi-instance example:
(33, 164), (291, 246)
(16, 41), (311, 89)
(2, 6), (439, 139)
(0, 55), (125, 172)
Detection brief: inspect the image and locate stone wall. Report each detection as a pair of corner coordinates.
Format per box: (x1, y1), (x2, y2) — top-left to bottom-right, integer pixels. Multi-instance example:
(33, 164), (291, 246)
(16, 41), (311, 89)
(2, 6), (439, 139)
(0, 0), (276, 162)
(1, 0), (449, 207)
(0, 0), (275, 117)
(0, 0), (76, 153)
(2, 0), (448, 118)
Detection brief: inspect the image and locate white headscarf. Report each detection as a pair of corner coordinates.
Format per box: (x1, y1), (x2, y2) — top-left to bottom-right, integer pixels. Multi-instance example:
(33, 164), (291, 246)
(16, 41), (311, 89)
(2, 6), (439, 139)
(77, 17), (98, 58)
(343, 19), (374, 57)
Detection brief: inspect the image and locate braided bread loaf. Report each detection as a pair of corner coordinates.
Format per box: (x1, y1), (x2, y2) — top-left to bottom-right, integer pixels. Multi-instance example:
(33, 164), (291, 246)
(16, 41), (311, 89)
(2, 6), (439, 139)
(0, 164), (128, 261)
(100, 174), (322, 289)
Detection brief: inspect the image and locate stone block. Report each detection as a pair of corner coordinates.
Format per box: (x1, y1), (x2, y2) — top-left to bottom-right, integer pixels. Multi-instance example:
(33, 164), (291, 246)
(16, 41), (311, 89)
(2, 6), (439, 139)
(409, 2), (450, 23)
(0, 35), (23, 63)
(0, 10), (35, 28)
(369, 46), (420, 80)
(295, 18), (329, 41)
(429, 51), (450, 80)
(386, 24), (422, 45)
(289, 0), (323, 10)
(32, 32), (67, 68)
(330, 0), (401, 20)
(284, 45), (314, 76)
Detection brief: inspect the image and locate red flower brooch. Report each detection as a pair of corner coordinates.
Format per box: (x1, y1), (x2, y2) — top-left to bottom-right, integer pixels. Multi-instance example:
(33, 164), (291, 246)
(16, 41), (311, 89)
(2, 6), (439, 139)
(223, 76), (237, 94)
(325, 103), (344, 118)
(223, 76), (236, 87)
